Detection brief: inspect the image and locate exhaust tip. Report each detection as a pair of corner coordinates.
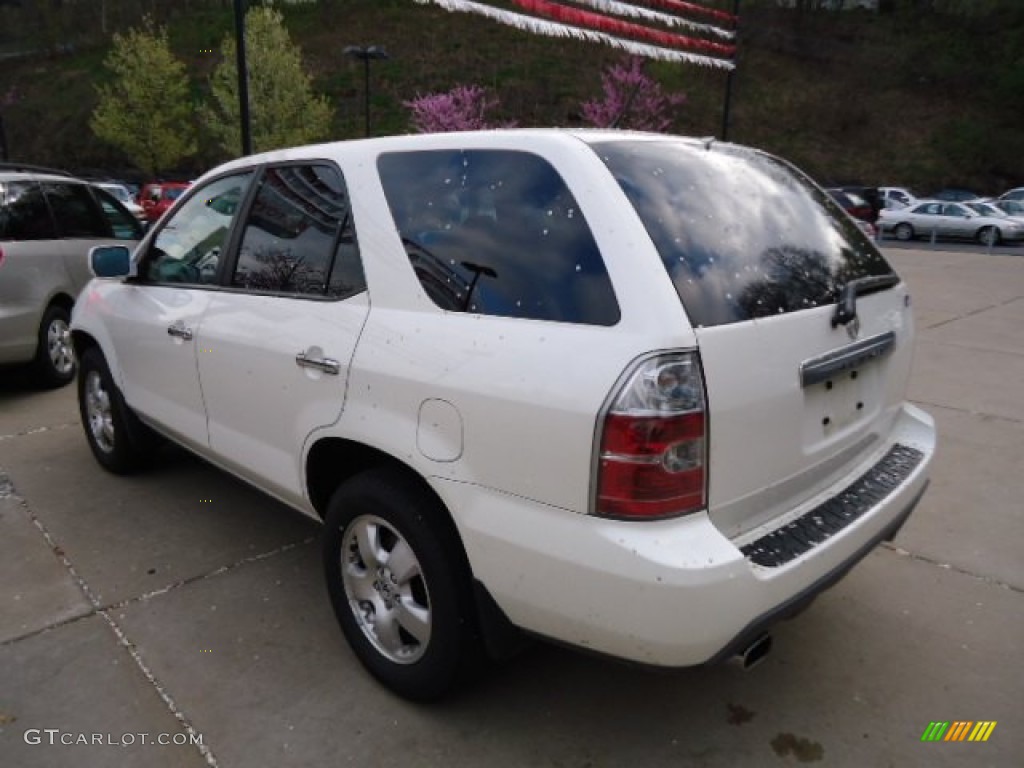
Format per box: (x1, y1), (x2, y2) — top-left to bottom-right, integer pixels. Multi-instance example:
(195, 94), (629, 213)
(729, 633), (773, 671)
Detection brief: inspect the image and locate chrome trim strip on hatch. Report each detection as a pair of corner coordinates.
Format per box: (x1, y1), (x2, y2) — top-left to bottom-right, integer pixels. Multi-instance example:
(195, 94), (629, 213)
(799, 331), (896, 388)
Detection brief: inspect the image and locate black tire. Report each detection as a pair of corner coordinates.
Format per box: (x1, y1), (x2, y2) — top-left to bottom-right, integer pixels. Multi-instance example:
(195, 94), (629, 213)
(322, 468), (480, 701)
(77, 347), (158, 474)
(31, 304), (76, 388)
(977, 226), (1000, 247)
(894, 223), (914, 242)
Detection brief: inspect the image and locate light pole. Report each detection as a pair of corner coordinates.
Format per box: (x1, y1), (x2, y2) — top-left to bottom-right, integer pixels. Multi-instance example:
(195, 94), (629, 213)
(233, 0), (252, 155)
(344, 45), (389, 138)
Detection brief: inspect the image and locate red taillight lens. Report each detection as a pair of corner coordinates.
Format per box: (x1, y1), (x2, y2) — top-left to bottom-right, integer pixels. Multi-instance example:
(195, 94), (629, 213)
(602, 412), (704, 456)
(595, 353), (707, 520)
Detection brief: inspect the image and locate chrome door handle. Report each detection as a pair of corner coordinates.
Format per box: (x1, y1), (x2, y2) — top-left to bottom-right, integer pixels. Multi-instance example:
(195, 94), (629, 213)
(167, 324), (193, 341)
(295, 352), (340, 375)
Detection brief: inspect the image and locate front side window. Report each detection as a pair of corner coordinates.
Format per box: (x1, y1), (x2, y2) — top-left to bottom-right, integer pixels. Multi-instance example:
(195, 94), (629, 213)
(144, 173), (253, 285)
(596, 141), (894, 328)
(231, 164), (365, 299)
(378, 149), (619, 326)
(42, 182), (109, 238)
(0, 181), (55, 240)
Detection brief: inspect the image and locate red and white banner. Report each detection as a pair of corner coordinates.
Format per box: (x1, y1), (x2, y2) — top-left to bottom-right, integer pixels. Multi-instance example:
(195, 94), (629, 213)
(416, 0), (737, 69)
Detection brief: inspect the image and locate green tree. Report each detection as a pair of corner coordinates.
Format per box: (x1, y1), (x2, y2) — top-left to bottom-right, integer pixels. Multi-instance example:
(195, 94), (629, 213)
(91, 20), (197, 176)
(205, 5), (331, 155)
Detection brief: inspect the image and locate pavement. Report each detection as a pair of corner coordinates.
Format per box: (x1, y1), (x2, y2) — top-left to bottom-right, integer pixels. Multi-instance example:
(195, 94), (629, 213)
(1, 246), (1021, 767)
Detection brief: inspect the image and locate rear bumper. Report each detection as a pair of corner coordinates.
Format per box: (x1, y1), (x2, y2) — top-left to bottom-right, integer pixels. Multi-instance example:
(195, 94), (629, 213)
(440, 402), (935, 667)
(706, 477), (928, 664)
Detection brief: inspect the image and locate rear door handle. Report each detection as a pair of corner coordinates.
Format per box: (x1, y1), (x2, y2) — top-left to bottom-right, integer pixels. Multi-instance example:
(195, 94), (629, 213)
(295, 352), (340, 375)
(167, 324), (193, 341)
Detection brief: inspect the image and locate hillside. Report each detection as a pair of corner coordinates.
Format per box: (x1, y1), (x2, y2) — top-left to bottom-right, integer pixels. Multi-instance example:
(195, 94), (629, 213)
(1, 0), (1022, 193)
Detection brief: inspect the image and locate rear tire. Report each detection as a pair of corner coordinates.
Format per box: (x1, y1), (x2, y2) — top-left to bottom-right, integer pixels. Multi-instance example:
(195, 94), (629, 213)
(322, 468), (480, 700)
(31, 305), (76, 388)
(77, 347), (158, 474)
(894, 223), (914, 242)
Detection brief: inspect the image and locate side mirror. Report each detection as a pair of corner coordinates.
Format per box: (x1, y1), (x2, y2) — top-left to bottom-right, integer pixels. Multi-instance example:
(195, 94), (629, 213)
(89, 245), (136, 278)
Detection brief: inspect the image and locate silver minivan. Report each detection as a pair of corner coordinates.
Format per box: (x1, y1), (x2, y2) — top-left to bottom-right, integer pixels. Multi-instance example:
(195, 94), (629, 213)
(0, 165), (142, 386)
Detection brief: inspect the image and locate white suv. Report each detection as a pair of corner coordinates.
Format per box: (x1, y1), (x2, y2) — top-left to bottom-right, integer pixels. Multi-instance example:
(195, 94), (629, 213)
(72, 130), (935, 700)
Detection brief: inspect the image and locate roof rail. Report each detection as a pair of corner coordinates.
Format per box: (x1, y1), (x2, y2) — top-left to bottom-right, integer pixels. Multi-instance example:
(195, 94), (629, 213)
(0, 162), (74, 177)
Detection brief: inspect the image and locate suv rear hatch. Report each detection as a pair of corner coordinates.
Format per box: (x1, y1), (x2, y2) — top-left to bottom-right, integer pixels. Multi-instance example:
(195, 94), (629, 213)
(596, 139), (916, 540)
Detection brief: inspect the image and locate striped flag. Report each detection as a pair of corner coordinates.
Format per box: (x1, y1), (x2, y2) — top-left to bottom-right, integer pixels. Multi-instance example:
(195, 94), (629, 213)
(416, 0), (737, 69)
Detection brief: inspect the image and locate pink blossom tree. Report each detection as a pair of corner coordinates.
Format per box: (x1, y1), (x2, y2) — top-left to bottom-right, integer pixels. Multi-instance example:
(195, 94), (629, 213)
(404, 85), (514, 133)
(581, 57), (686, 132)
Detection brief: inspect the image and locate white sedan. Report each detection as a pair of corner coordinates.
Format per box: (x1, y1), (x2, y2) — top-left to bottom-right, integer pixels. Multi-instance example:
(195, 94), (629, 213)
(879, 200), (1024, 245)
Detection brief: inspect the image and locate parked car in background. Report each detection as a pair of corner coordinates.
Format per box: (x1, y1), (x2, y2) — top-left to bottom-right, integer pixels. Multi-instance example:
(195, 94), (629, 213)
(930, 188), (982, 202)
(879, 186), (917, 209)
(996, 187), (1024, 203)
(93, 181), (144, 220)
(827, 188), (874, 222)
(0, 163), (143, 386)
(965, 200), (1024, 225)
(854, 218), (878, 239)
(994, 199), (1024, 218)
(138, 181), (190, 223)
(879, 200), (1024, 245)
(73, 129), (935, 699)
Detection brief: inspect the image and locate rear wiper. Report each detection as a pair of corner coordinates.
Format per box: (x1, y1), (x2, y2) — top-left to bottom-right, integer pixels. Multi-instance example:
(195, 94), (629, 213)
(831, 273), (900, 328)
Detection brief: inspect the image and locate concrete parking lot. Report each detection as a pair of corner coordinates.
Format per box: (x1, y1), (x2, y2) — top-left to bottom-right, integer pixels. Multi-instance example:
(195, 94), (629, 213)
(1, 246), (1021, 767)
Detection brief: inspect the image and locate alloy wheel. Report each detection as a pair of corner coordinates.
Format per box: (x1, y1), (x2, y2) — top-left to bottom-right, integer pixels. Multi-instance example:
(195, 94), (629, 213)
(341, 514), (432, 664)
(84, 370), (115, 453)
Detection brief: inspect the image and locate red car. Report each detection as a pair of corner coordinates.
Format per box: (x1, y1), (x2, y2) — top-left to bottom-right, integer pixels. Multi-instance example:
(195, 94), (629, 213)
(138, 181), (190, 223)
(827, 188), (875, 223)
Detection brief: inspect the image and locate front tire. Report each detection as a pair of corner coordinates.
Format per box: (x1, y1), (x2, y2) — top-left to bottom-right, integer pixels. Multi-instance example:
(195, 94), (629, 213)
(77, 347), (158, 474)
(322, 468), (480, 700)
(894, 223), (914, 242)
(978, 226), (1000, 246)
(31, 305), (76, 388)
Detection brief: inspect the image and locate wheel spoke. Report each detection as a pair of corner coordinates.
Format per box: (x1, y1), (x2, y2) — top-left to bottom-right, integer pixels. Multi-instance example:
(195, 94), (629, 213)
(395, 599), (431, 645)
(355, 521), (385, 570)
(345, 566), (378, 604)
(373, 609), (403, 653)
(385, 538), (421, 585)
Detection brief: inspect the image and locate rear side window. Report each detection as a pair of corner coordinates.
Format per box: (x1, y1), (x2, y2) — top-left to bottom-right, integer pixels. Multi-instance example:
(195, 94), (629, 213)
(42, 182), (110, 238)
(596, 141), (895, 328)
(92, 188), (144, 240)
(232, 164), (365, 299)
(0, 181), (55, 240)
(378, 149), (619, 326)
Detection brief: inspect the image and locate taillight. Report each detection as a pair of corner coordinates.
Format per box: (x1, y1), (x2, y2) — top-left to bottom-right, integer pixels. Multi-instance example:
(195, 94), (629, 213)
(595, 352), (707, 519)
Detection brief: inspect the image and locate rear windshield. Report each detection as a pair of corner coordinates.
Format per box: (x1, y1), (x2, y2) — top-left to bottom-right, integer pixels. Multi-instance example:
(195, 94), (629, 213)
(595, 141), (895, 328)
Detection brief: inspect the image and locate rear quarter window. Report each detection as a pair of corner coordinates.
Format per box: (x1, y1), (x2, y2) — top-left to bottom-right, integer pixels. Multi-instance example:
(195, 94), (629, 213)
(377, 149), (619, 326)
(0, 181), (56, 240)
(596, 141), (895, 328)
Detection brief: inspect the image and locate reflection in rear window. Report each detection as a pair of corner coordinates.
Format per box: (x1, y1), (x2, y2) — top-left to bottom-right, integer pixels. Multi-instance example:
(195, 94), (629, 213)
(377, 149), (619, 326)
(596, 141), (895, 328)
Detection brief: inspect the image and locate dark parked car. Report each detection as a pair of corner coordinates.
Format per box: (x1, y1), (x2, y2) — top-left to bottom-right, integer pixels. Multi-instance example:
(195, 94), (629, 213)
(930, 188), (981, 202)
